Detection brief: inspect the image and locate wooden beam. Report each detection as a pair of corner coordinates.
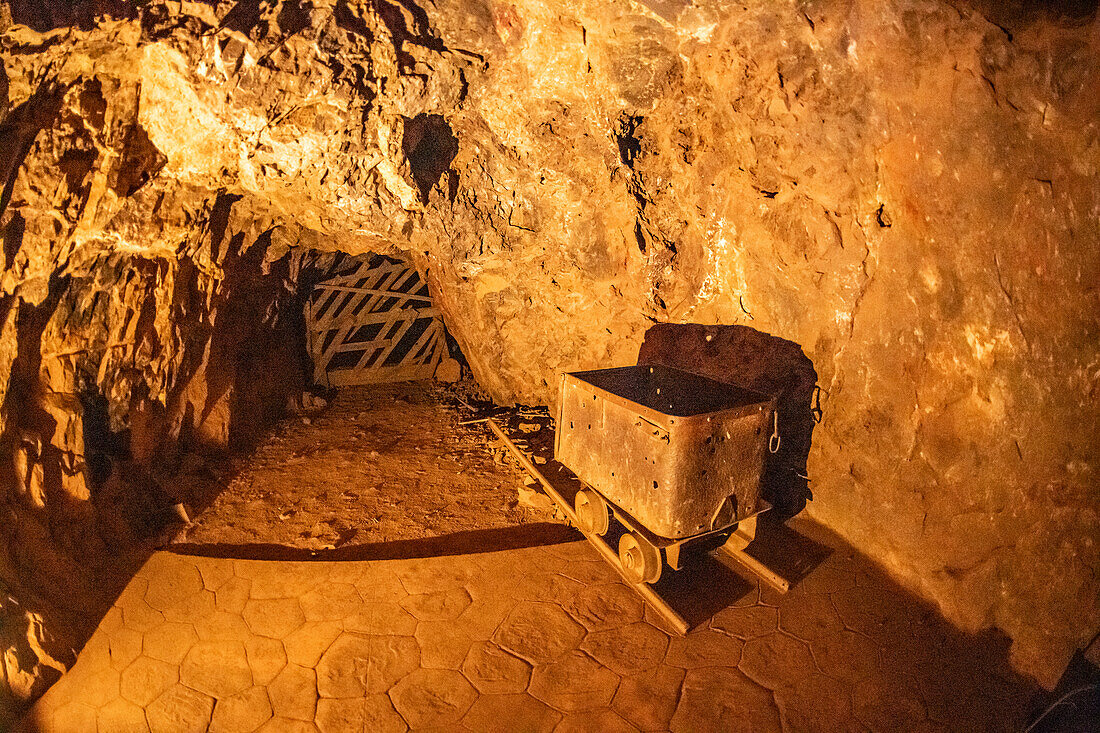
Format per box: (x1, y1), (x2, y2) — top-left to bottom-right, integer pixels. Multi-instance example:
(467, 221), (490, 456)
(314, 257), (398, 316)
(317, 265), (406, 323)
(326, 362), (437, 386)
(410, 324), (441, 363)
(717, 545), (790, 594)
(309, 268), (417, 330)
(308, 264), (407, 365)
(310, 306), (440, 331)
(333, 337), (393, 353)
(314, 284), (434, 303)
(364, 312), (417, 370)
(305, 259), (446, 386)
(401, 320), (441, 367)
(321, 262), (408, 286)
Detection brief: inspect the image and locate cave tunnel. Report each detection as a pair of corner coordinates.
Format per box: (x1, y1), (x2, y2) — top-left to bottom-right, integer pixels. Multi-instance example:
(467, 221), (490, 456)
(1, 0), (1099, 731)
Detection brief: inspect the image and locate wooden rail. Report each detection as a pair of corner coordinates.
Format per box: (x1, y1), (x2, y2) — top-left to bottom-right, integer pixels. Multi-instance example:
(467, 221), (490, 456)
(487, 418), (691, 636)
(719, 545), (790, 594)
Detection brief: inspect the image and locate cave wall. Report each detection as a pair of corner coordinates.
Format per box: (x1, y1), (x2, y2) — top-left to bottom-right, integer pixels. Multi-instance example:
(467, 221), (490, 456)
(420, 0), (1100, 688)
(417, 0), (1100, 687)
(0, 27), (313, 714)
(0, 0), (1096, 710)
(0, 198), (308, 721)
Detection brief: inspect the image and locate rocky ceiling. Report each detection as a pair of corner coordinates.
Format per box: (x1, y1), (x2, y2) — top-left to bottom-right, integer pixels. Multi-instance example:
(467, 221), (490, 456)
(0, 0), (1097, 717)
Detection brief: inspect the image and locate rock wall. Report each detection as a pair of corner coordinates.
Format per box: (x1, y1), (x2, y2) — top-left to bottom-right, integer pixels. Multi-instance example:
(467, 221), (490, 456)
(0, 0), (1096, 713)
(418, 0), (1100, 687)
(0, 17), (315, 715)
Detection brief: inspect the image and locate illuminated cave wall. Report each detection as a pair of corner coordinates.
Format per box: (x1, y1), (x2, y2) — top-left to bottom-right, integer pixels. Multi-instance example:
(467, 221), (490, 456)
(0, 0), (1097, 715)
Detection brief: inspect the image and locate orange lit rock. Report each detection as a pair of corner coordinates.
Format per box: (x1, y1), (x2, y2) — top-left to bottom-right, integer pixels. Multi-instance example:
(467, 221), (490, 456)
(0, 0), (1097, 720)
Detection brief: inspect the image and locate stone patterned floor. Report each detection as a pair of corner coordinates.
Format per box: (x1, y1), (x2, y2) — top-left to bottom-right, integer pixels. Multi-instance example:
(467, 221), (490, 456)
(21, 518), (1034, 732)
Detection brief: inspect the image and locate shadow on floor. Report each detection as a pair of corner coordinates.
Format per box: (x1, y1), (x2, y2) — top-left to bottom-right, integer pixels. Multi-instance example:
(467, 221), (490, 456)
(166, 521), (580, 562)
(655, 553), (756, 626)
(1027, 650), (1100, 733)
(651, 512), (832, 627)
(743, 511), (834, 587)
(4, 383), (569, 726)
(13, 388), (1081, 732)
(490, 411), (834, 629)
(491, 406), (1045, 728)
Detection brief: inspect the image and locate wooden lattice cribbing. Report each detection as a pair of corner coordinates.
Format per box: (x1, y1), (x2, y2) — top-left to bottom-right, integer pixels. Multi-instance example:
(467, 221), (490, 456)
(306, 256), (445, 387)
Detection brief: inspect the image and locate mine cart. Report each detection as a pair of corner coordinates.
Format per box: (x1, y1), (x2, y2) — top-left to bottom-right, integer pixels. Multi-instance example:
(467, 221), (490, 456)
(554, 364), (778, 585)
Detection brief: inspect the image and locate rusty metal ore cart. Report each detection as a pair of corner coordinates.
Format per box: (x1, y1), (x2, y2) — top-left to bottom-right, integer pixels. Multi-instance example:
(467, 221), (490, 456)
(554, 365), (786, 590)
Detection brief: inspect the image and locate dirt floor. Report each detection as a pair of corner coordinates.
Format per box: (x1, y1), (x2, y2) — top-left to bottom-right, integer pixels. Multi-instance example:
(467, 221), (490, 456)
(175, 382), (557, 550)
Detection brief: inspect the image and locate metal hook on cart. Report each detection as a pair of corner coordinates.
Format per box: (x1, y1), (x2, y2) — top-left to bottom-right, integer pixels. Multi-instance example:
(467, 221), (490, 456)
(769, 410), (781, 453)
(811, 385), (824, 424)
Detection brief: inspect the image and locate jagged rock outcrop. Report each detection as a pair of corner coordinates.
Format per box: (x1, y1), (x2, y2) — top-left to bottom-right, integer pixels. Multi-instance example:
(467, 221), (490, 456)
(1, 0), (1097, 719)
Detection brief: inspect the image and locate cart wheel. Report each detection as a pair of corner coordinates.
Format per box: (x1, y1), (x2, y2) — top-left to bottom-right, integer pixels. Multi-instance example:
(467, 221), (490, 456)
(574, 489), (610, 536)
(619, 532), (662, 584)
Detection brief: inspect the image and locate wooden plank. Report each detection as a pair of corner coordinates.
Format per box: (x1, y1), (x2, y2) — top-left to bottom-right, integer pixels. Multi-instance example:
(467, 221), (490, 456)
(333, 337), (393, 354)
(314, 329), (337, 384)
(324, 258), (382, 288)
(314, 284), (433, 303)
(311, 269), (418, 329)
(320, 262), (408, 286)
(362, 312), (417, 370)
(310, 284), (346, 322)
(315, 266), (404, 324)
(336, 312), (437, 379)
(314, 268), (414, 359)
(306, 257), (445, 386)
(314, 277), (360, 321)
(348, 312), (405, 371)
(323, 324), (377, 368)
(410, 324), (441, 363)
(306, 300), (329, 387)
(351, 272), (427, 312)
(486, 418), (691, 636)
(394, 320), (440, 368)
(422, 324), (444, 365)
(717, 545), (790, 594)
(313, 259), (386, 317)
(326, 362), (437, 386)
(314, 263), (402, 323)
(310, 306), (440, 332)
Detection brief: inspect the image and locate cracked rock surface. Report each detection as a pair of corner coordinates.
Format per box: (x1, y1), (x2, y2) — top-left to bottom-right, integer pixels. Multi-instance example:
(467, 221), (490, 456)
(0, 0), (1097, 718)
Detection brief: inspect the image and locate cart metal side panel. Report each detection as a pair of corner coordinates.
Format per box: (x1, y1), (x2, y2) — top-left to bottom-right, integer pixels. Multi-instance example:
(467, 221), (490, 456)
(556, 365), (775, 540)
